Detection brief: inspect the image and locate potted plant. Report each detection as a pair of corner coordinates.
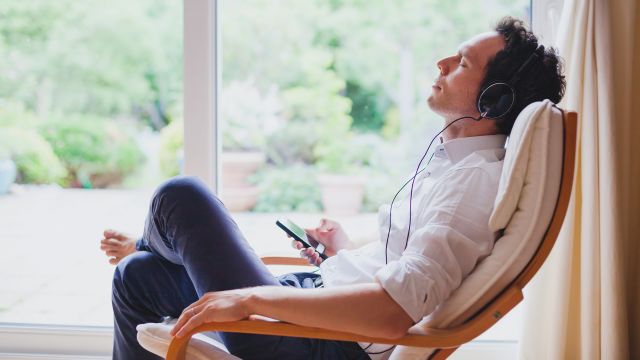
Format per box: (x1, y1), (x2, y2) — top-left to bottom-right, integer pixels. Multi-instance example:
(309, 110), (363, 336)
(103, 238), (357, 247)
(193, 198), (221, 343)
(219, 80), (281, 211)
(220, 151), (265, 212)
(314, 136), (369, 216)
(0, 148), (16, 195)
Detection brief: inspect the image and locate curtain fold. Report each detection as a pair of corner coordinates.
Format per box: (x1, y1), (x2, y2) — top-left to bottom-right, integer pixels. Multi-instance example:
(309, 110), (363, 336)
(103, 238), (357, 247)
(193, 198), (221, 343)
(517, 0), (639, 359)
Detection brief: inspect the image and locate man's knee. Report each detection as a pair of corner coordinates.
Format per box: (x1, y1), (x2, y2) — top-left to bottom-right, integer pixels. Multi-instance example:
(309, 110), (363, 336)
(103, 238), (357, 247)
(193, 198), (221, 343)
(152, 176), (223, 209)
(113, 252), (156, 296)
(155, 176), (208, 202)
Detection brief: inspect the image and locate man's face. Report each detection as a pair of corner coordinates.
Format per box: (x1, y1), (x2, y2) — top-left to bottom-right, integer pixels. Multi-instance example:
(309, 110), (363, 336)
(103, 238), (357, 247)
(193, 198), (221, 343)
(427, 32), (505, 120)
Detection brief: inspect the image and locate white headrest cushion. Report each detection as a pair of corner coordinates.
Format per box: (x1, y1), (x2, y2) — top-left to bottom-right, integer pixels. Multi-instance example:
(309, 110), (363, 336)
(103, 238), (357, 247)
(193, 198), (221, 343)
(489, 100), (554, 231)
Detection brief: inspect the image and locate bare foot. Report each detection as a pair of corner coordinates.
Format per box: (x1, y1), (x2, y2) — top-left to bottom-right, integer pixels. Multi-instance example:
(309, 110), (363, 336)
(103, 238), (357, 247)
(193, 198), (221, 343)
(100, 229), (138, 265)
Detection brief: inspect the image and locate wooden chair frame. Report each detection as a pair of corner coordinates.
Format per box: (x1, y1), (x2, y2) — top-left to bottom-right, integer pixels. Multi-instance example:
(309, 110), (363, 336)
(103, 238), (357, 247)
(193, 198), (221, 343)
(166, 111), (578, 360)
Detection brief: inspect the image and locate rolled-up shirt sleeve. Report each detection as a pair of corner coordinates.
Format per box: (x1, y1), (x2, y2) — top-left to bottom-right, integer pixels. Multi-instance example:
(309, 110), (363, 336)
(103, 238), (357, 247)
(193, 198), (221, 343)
(374, 166), (500, 322)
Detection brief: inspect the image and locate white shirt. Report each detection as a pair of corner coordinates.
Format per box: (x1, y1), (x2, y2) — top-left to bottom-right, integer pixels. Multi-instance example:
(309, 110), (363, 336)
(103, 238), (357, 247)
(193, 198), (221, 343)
(319, 134), (507, 359)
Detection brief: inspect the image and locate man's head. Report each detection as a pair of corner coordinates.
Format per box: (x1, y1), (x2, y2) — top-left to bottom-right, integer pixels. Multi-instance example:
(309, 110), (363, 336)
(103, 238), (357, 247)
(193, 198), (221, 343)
(427, 17), (566, 136)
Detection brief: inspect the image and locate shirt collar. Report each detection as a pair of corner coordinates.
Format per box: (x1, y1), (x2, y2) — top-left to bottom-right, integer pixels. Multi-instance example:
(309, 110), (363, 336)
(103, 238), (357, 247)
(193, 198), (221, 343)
(434, 134), (507, 164)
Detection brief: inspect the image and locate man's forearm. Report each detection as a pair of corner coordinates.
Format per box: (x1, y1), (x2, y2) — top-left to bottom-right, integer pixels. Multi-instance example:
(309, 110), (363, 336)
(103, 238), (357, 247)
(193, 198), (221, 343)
(245, 282), (413, 339)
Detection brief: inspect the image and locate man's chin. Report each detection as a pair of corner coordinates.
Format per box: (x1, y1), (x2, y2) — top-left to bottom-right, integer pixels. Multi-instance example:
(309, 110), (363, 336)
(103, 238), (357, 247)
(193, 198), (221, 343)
(426, 95), (439, 112)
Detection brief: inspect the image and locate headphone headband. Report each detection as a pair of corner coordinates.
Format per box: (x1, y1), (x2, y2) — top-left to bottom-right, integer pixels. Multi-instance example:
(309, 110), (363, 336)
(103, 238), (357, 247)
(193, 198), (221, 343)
(477, 44), (544, 119)
(509, 44), (544, 85)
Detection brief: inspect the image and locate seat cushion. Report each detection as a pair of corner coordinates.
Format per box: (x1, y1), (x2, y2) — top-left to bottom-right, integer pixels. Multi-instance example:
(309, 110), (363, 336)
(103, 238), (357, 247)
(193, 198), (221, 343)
(136, 318), (240, 360)
(390, 100), (564, 359)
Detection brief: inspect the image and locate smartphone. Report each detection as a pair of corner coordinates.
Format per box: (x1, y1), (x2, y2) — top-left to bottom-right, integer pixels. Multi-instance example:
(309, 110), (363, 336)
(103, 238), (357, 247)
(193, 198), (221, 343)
(276, 219), (328, 260)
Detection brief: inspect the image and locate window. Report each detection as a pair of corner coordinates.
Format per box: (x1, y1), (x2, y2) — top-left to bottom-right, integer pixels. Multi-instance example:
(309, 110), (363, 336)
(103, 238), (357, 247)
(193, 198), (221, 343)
(0, 0), (567, 358)
(0, 0), (183, 327)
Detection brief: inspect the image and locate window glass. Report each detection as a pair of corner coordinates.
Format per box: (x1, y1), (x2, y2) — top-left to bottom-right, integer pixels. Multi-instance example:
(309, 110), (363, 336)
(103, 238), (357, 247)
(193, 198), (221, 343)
(0, 0), (182, 326)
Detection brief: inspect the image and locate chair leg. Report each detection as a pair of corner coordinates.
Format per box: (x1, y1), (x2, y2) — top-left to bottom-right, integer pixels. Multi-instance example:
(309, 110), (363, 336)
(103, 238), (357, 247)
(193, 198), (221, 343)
(430, 347), (458, 360)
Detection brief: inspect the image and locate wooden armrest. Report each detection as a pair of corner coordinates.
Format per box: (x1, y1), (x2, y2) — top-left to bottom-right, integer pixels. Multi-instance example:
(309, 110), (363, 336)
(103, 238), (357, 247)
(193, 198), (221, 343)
(261, 256), (312, 266)
(166, 286), (523, 359)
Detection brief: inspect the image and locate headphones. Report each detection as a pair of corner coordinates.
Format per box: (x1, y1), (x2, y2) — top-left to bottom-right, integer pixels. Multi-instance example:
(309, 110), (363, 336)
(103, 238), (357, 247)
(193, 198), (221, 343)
(476, 44), (544, 119)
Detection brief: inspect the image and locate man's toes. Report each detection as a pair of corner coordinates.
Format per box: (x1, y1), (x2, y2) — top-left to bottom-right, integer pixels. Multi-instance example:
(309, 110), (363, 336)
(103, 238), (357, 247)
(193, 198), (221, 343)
(106, 250), (119, 257)
(103, 229), (117, 238)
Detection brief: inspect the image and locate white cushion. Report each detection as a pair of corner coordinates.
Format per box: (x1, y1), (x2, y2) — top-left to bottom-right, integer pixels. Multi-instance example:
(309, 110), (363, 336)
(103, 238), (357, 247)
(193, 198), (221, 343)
(136, 318), (240, 360)
(390, 100), (564, 359)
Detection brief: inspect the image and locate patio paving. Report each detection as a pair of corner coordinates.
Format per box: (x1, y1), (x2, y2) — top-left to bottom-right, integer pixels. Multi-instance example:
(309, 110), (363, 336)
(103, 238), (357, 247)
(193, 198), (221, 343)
(0, 184), (378, 326)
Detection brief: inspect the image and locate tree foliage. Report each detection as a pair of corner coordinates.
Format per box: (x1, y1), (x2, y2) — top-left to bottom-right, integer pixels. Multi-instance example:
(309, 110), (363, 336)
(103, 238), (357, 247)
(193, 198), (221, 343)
(0, 0), (529, 189)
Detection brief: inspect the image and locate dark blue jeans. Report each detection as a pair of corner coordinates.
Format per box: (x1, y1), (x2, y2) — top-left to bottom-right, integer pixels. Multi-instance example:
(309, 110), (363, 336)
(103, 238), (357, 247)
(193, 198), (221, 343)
(111, 176), (369, 360)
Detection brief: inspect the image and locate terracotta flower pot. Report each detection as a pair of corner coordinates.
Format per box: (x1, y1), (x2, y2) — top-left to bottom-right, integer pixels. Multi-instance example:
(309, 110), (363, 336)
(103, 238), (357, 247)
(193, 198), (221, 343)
(221, 152), (265, 187)
(317, 174), (365, 216)
(220, 151), (265, 211)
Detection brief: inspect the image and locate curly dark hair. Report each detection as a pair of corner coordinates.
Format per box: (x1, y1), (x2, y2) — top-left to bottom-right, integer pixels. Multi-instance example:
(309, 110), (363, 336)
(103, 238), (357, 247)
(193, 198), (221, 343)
(478, 17), (566, 135)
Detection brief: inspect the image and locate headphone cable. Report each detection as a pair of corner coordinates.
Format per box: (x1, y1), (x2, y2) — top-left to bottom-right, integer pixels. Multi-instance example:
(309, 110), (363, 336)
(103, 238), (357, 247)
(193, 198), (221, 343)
(384, 114), (485, 264)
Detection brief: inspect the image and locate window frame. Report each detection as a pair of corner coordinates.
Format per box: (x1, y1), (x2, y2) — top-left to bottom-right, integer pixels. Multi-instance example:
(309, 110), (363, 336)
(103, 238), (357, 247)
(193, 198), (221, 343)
(0, 0), (565, 357)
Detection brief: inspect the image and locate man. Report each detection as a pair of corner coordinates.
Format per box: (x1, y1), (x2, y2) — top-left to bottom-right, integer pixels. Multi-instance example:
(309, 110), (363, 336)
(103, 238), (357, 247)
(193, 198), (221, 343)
(101, 17), (565, 360)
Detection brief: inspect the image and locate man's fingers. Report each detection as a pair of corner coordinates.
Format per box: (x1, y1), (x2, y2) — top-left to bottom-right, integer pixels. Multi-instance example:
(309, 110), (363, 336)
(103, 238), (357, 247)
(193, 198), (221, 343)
(309, 252), (321, 265)
(108, 257), (119, 265)
(181, 295), (211, 319)
(172, 306), (200, 336)
(172, 304), (208, 337)
(175, 310), (206, 338)
(300, 247), (322, 265)
(101, 238), (122, 247)
(313, 255), (322, 266)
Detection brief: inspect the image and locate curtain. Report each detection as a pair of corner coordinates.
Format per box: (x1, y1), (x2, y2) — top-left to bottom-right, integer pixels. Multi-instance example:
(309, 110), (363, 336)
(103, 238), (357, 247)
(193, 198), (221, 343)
(517, 0), (640, 359)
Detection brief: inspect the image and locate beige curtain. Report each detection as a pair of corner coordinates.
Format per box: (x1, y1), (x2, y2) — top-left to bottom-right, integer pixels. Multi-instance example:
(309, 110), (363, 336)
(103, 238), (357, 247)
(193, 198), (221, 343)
(517, 0), (640, 359)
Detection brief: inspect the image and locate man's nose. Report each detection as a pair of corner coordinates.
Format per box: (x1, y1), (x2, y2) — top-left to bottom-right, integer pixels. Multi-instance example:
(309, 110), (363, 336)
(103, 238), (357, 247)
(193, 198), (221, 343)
(437, 58), (448, 76)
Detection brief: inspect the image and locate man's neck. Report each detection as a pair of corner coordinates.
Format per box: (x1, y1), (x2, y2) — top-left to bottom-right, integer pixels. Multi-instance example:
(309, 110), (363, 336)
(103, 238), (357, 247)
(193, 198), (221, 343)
(441, 118), (498, 141)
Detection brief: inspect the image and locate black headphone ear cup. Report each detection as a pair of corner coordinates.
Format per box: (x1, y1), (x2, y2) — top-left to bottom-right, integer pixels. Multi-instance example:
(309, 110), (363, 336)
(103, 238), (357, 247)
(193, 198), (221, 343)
(477, 82), (516, 118)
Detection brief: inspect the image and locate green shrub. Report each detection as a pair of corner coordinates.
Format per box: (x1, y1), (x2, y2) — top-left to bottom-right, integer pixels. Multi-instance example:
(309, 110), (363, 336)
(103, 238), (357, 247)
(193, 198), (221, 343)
(0, 127), (68, 184)
(314, 133), (378, 174)
(39, 117), (145, 187)
(0, 101), (39, 128)
(158, 119), (183, 177)
(251, 166), (322, 212)
(265, 121), (318, 166)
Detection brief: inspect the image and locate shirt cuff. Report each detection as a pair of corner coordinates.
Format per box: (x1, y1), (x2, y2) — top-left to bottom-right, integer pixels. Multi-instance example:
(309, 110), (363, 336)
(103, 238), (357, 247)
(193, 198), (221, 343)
(375, 259), (439, 323)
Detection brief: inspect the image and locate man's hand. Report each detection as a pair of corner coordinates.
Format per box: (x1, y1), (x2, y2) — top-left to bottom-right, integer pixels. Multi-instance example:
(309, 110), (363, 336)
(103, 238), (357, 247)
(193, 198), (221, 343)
(291, 218), (353, 265)
(170, 289), (253, 338)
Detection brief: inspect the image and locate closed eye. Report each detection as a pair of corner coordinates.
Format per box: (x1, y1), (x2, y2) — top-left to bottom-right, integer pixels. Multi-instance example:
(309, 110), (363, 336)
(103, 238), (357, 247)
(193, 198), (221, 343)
(457, 53), (467, 68)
